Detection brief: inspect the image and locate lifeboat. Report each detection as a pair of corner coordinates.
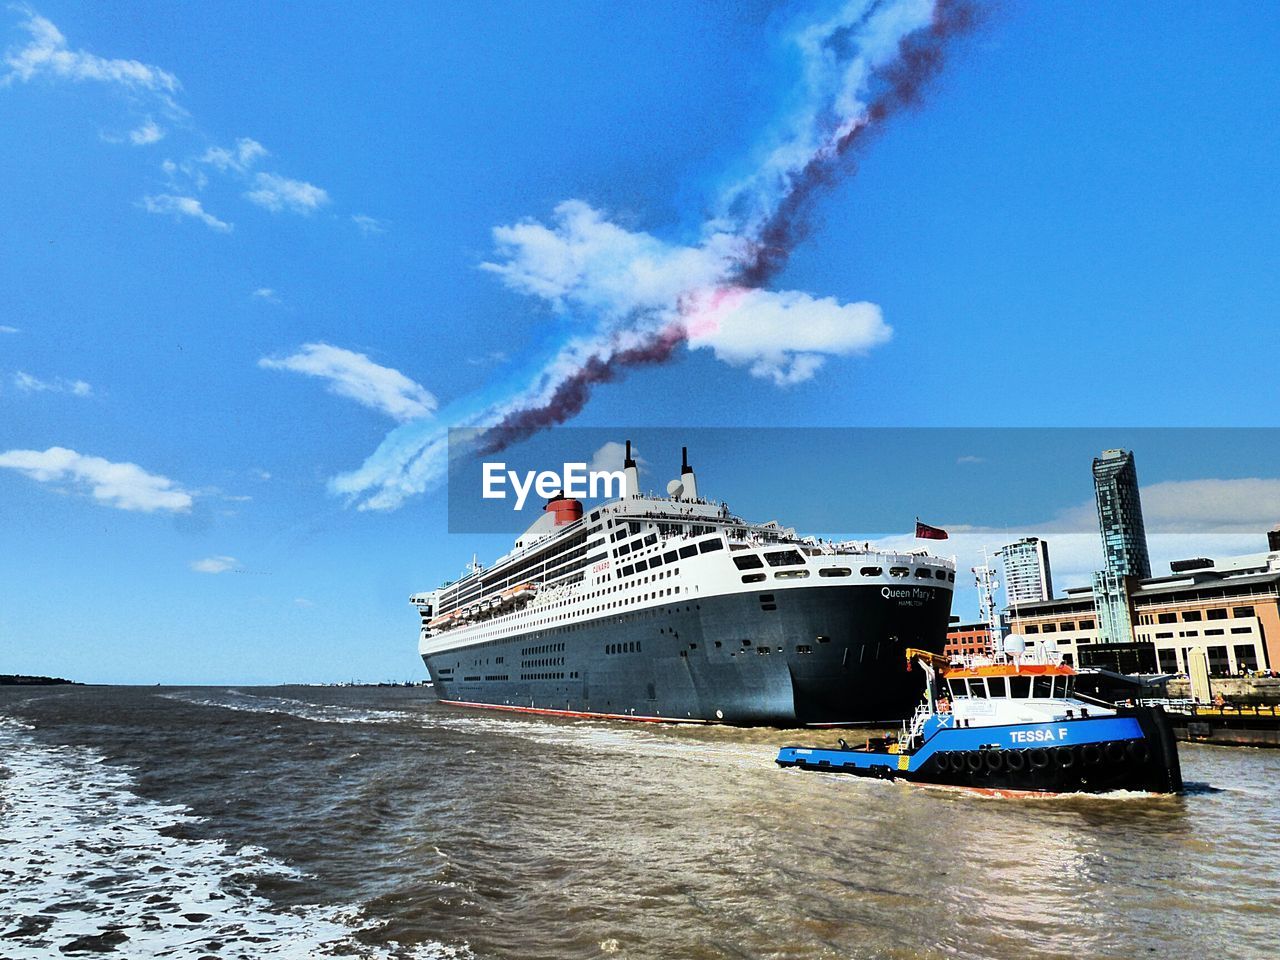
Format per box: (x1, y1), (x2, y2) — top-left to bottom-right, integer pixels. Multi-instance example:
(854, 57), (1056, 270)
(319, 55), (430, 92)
(508, 582), (538, 602)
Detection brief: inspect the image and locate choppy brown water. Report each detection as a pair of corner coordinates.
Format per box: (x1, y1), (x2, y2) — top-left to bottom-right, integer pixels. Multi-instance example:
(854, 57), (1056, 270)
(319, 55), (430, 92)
(1, 685), (1276, 959)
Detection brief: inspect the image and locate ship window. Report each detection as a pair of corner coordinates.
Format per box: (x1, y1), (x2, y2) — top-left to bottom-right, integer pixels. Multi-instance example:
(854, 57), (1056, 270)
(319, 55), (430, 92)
(645, 534), (657, 546)
(1009, 676), (1031, 697)
(1025, 625), (1039, 634)
(734, 554), (763, 570)
(816, 635), (829, 643)
(699, 538), (723, 553)
(1032, 676), (1053, 698)
(1042, 623), (1057, 633)
(649, 554), (663, 568)
(796, 644), (812, 654)
(820, 567), (851, 577)
(1157, 612), (1177, 624)
(986, 676), (1007, 697)
(741, 573), (766, 583)
(775, 569), (809, 579)
(1080, 619), (1095, 629)
(664, 551), (677, 563)
(1182, 610), (1202, 622)
(914, 569), (933, 579)
(948, 572), (955, 581)
(765, 550), (804, 567)
(634, 559), (648, 572)
(860, 566), (883, 577)
(621, 565), (633, 576)
(1207, 608), (1227, 620)
(679, 545), (698, 559)
(888, 566), (909, 578)
(1233, 606), (1255, 618)
(761, 604), (776, 611)
(1231, 626), (1251, 634)
(618, 543), (631, 556)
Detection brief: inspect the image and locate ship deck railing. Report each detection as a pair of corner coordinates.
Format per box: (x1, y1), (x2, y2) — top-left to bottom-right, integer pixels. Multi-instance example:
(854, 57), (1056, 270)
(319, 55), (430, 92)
(1142, 699), (1280, 718)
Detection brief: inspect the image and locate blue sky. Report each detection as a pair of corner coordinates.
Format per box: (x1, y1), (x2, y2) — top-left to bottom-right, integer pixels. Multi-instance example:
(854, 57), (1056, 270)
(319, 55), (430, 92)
(2, 2), (1279, 683)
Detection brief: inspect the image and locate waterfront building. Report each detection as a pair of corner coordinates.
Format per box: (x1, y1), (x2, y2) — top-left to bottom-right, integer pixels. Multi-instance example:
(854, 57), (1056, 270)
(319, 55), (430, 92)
(944, 621), (991, 659)
(1091, 449), (1151, 643)
(998, 537), (1053, 604)
(1007, 540), (1280, 676)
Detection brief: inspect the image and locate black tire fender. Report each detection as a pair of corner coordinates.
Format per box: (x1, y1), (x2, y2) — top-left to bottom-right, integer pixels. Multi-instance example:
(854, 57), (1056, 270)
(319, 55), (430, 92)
(1058, 745), (1077, 769)
(984, 750), (1005, 773)
(1029, 748), (1050, 769)
(1082, 743), (1103, 765)
(1005, 750), (1027, 772)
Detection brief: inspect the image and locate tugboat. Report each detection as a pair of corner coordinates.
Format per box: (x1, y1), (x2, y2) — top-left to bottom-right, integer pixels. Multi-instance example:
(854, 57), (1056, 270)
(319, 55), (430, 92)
(776, 637), (1183, 795)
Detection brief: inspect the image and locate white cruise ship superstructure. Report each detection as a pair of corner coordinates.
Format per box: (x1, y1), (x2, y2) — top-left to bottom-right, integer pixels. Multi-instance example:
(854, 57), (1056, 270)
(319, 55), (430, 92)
(411, 445), (956, 725)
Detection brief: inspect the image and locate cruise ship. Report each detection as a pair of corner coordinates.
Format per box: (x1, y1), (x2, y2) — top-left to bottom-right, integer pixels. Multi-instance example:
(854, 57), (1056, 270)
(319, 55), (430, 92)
(411, 445), (956, 725)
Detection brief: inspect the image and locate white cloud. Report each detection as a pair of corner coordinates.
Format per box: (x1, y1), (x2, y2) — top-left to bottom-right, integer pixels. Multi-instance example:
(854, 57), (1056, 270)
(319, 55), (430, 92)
(190, 556), (237, 574)
(294, 597), (314, 608)
(259, 343), (436, 422)
(128, 118), (164, 146)
(957, 455), (985, 465)
(0, 325), (18, 334)
(253, 468), (271, 481)
(252, 287), (280, 303)
(588, 441), (645, 475)
(352, 214), (387, 235)
(245, 173), (329, 214)
(141, 194), (231, 232)
(2, 11), (179, 92)
(199, 138), (267, 173)
(0, 446), (193, 512)
(13, 371), (92, 396)
(482, 199), (733, 319)
(684, 287), (891, 385)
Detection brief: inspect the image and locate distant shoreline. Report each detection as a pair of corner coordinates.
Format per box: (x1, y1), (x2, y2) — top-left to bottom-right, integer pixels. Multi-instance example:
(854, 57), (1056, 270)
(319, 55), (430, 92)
(0, 675), (80, 686)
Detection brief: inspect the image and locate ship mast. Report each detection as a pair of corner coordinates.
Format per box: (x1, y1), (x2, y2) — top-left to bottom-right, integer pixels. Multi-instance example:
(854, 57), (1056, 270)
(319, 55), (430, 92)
(971, 547), (1002, 654)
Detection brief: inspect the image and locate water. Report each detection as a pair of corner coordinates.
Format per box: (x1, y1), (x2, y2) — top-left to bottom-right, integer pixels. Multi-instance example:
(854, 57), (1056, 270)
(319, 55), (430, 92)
(1, 686), (1276, 960)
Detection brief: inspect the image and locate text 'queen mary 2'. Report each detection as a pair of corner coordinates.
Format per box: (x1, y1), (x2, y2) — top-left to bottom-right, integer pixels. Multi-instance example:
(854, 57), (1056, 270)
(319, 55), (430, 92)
(411, 445), (956, 725)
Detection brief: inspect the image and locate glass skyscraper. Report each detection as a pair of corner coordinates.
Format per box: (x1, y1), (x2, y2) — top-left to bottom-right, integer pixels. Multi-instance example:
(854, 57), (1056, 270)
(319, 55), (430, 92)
(1091, 449), (1151, 643)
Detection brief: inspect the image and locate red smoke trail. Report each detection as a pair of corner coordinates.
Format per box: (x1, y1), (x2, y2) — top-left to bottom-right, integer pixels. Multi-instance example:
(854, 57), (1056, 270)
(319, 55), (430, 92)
(478, 0), (981, 455)
(736, 0), (982, 288)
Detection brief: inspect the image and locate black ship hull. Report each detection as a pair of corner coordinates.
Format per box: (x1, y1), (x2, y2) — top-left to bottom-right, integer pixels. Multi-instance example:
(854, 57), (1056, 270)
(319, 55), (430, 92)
(422, 584), (952, 725)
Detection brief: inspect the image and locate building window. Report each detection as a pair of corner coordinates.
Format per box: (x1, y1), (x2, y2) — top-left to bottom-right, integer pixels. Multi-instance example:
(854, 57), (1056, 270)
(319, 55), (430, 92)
(1234, 644), (1259, 671)
(1042, 623), (1057, 633)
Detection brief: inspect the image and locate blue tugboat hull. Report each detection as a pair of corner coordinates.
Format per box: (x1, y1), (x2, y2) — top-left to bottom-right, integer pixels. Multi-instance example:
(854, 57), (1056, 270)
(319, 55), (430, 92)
(777, 707), (1183, 794)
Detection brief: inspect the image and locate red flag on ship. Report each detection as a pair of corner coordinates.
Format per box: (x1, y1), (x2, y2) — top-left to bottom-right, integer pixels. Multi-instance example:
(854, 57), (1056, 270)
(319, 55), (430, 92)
(915, 519), (948, 540)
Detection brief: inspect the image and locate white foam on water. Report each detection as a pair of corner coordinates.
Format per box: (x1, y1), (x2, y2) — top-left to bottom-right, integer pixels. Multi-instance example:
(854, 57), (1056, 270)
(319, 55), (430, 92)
(0, 717), (467, 959)
(163, 690), (771, 768)
(160, 691), (409, 726)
